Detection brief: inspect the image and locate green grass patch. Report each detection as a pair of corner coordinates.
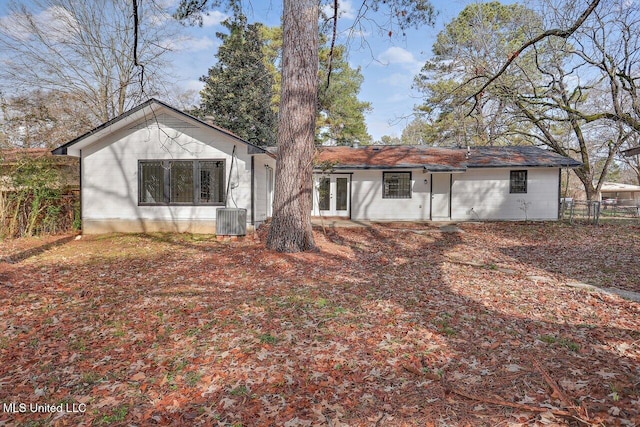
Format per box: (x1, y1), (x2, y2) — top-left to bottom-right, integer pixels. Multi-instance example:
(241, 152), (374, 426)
(230, 385), (250, 396)
(539, 335), (579, 352)
(99, 405), (128, 424)
(258, 333), (278, 344)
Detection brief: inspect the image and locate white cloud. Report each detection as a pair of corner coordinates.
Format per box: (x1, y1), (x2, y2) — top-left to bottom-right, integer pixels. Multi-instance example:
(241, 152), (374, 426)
(164, 35), (216, 52)
(202, 10), (228, 27)
(39, 6), (80, 42)
(378, 47), (416, 66)
(156, 0), (180, 8)
(183, 36), (216, 52)
(0, 13), (30, 41)
(184, 79), (205, 92)
(0, 5), (76, 42)
(322, 0), (356, 20)
(377, 46), (424, 75)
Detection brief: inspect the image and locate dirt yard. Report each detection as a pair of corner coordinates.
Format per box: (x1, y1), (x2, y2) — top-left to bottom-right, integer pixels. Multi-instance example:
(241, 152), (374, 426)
(0, 222), (639, 426)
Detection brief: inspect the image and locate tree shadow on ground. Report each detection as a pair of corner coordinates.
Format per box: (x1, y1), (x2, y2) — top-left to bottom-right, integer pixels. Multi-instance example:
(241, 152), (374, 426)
(0, 224), (638, 426)
(0, 234), (77, 264)
(481, 222), (640, 293)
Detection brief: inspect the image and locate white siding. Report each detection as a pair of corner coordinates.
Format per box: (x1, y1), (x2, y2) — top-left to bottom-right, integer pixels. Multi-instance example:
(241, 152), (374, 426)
(253, 155), (276, 224)
(450, 168), (559, 221)
(349, 170), (431, 221)
(81, 112), (255, 233)
(338, 167), (560, 222)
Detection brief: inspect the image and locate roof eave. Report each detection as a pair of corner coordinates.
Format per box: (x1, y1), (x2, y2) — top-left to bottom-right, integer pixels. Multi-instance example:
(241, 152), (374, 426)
(468, 162), (582, 169)
(51, 98), (267, 157)
(314, 164), (467, 171)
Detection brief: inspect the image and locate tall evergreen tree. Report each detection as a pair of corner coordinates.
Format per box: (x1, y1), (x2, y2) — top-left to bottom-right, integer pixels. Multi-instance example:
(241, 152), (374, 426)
(197, 14), (276, 145)
(260, 28), (372, 145)
(317, 44), (372, 145)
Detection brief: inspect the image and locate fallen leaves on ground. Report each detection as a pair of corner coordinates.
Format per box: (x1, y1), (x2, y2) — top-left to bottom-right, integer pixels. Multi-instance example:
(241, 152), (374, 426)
(0, 222), (639, 426)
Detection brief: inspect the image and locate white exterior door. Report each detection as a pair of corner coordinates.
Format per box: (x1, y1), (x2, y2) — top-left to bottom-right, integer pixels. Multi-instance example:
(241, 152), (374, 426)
(314, 174), (350, 217)
(431, 173), (451, 220)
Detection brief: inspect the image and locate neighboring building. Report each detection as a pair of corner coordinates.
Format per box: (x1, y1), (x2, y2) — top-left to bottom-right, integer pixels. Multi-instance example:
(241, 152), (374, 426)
(599, 182), (640, 205)
(51, 99), (581, 234)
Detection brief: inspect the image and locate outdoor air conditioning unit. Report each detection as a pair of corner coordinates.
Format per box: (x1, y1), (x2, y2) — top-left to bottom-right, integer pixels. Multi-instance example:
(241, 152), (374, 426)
(216, 208), (247, 236)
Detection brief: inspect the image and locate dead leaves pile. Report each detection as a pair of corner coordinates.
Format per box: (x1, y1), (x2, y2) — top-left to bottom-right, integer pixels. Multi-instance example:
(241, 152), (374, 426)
(0, 223), (639, 426)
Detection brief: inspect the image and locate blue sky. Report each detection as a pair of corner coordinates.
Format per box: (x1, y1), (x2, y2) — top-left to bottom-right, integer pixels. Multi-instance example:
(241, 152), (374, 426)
(0, 0), (476, 141)
(166, 0), (475, 141)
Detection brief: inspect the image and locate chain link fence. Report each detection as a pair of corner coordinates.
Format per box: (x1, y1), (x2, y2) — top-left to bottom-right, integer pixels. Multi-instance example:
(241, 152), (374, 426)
(561, 199), (601, 225)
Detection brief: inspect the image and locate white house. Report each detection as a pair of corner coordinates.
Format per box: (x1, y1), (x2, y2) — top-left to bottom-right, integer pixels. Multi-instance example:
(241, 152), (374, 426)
(311, 145), (581, 221)
(52, 99), (276, 234)
(52, 99), (581, 234)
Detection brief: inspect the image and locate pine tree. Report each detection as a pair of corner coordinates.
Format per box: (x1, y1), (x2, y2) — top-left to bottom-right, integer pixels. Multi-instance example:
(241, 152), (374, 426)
(317, 44), (372, 146)
(265, 0), (318, 252)
(260, 28), (372, 146)
(197, 14), (276, 146)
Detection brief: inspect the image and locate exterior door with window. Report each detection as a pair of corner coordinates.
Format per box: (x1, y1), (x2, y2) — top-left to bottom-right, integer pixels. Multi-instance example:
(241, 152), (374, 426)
(431, 173), (451, 220)
(315, 174), (350, 217)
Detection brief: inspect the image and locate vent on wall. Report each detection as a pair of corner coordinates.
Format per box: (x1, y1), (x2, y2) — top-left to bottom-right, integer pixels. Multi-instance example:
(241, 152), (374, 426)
(128, 113), (198, 130)
(216, 208), (247, 236)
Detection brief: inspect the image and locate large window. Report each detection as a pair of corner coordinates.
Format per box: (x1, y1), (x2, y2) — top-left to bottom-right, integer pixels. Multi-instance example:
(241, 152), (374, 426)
(139, 160), (225, 205)
(383, 172), (411, 199)
(510, 170), (527, 194)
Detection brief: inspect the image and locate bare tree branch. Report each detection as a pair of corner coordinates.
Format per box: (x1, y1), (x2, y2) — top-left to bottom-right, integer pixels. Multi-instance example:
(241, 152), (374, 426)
(466, 0), (601, 115)
(325, 0), (339, 90)
(132, 0), (145, 93)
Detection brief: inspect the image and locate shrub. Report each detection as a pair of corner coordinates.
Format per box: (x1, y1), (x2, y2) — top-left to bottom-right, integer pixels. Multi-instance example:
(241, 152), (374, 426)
(1, 154), (78, 238)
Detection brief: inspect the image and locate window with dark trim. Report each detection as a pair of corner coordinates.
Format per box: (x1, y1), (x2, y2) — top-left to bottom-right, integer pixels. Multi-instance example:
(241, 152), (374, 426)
(510, 170), (527, 194)
(139, 160), (225, 205)
(383, 172), (411, 199)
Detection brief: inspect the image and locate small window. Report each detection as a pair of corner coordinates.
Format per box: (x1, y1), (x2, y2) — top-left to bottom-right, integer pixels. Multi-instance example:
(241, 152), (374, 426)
(383, 172), (411, 199)
(510, 170), (527, 194)
(139, 160), (225, 205)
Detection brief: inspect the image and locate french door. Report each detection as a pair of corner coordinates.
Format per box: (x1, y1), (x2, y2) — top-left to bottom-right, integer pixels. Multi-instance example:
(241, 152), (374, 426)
(314, 174), (350, 217)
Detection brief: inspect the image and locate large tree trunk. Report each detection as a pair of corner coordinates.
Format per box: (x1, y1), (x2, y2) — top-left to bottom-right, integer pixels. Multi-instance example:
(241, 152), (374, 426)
(266, 0), (318, 252)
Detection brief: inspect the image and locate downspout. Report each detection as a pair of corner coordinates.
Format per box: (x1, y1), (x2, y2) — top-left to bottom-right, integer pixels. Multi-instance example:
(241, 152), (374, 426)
(349, 172), (353, 220)
(558, 168), (562, 220)
(250, 156), (255, 225)
(79, 149), (83, 233)
(449, 174), (453, 219)
(225, 145), (236, 207)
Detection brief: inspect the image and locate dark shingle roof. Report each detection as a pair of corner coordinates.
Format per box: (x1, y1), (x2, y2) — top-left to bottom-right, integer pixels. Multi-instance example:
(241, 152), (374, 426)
(314, 145), (581, 170)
